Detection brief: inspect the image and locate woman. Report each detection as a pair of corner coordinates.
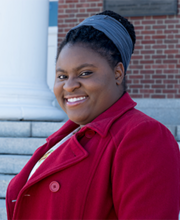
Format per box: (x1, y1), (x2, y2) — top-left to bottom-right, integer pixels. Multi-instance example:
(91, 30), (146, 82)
(6, 10), (180, 219)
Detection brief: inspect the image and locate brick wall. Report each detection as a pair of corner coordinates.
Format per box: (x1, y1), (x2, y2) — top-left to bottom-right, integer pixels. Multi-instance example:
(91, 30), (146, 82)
(58, 0), (180, 99)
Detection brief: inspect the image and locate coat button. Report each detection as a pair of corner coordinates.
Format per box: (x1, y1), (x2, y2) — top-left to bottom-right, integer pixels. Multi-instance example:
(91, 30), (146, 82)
(85, 130), (96, 138)
(49, 181), (60, 192)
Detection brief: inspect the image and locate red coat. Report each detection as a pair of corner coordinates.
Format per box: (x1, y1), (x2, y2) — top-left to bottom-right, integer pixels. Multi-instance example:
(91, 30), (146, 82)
(6, 92), (180, 220)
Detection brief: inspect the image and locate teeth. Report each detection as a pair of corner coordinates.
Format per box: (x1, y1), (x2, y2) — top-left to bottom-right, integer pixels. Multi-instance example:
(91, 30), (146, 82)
(67, 97), (86, 102)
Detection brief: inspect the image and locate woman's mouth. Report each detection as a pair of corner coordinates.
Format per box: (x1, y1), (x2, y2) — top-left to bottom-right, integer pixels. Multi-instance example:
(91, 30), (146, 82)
(65, 96), (88, 106)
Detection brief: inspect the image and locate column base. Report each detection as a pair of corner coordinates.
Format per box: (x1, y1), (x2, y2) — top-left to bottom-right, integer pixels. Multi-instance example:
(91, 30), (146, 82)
(0, 105), (65, 121)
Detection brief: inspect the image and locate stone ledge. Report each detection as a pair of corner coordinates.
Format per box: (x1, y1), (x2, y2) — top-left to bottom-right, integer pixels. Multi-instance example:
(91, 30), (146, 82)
(0, 121), (31, 137)
(0, 137), (46, 155)
(0, 121), (64, 138)
(0, 199), (7, 220)
(0, 155), (31, 174)
(32, 122), (64, 137)
(0, 175), (15, 198)
(134, 98), (180, 126)
(177, 126), (180, 141)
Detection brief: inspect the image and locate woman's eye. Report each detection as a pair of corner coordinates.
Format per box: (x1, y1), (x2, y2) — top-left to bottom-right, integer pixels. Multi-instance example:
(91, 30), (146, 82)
(58, 75), (67, 79)
(80, 71), (93, 76)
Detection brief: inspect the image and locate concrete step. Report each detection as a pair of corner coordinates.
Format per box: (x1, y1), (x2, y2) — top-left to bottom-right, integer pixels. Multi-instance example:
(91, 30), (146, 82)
(0, 175), (15, 198)
(0, 137), (46, 155)
(0, 199), (6, 220)
(0, 121), (64, 138)
(0, 155), (31, 175)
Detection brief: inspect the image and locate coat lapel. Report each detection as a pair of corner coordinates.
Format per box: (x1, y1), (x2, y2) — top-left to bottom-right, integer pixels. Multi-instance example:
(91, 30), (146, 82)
(26, 134), (88, 187)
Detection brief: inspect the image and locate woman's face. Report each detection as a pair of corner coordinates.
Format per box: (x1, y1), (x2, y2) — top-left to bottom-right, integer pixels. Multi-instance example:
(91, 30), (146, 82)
(54, 44), (124, 125)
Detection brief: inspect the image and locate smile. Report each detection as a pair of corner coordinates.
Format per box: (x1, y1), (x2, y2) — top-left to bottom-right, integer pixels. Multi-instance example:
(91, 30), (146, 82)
(65, 96), (88, 107)
(67, 96), (87, 103)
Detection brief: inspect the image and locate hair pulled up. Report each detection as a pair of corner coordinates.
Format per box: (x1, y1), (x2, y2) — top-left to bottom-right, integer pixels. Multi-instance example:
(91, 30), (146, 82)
(56, 10), (136, 91)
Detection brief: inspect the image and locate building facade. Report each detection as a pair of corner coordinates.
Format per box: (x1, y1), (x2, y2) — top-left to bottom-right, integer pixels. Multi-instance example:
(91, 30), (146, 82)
(57, 0), (180, 125)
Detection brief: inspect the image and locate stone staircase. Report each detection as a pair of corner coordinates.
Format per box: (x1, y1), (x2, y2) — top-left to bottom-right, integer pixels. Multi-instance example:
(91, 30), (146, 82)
(0, 121), (64, 220)
(0, 121), (179, 220)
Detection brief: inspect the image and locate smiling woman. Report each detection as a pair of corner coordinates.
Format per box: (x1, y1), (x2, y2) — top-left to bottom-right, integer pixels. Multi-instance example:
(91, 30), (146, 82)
(54, 44), (124, 125)
(6, 10), (180, 220)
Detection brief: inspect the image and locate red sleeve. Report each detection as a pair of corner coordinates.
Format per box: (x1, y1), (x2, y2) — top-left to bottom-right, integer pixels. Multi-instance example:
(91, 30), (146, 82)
(112, 120), (180, 219)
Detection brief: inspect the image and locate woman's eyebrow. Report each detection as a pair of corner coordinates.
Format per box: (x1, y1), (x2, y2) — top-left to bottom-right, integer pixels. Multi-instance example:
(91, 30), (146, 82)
(56, 64), (96, 73)
(56, 68), (67, 73)
(74, 63), (97, 71)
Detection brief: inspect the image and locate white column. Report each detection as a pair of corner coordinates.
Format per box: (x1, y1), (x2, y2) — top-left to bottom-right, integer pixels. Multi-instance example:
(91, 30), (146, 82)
(0, 0), (64, 121)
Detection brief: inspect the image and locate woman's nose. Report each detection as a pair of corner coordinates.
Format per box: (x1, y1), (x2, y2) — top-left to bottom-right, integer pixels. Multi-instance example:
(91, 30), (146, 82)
(63, 77), (80, 92)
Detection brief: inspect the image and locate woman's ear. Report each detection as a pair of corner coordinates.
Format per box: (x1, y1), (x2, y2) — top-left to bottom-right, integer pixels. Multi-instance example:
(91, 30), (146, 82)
(114, 62), (125, 85)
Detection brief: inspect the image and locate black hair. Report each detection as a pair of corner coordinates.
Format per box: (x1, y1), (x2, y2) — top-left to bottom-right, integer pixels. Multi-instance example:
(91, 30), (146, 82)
(56, 10), (136, 91)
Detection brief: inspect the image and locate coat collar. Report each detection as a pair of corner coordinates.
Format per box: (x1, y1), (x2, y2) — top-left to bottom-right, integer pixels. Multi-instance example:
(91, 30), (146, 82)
(47, 92), (136, 140)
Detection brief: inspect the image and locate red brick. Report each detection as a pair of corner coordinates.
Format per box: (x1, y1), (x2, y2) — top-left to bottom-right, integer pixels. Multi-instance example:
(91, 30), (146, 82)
(152, 85), (166, 88)
(97, 3), (103, 7)
(152, 35), (166, 39)
(144, 85), (150, 88)
(132, 89), (138, 93)
(76, 3), (90, 7)
(129, 85), (143, 89)
(163, 89), (177, 93)
(131, 94), (143, 98)
(66, 0), (78, 3)
(167, 94), (174, 98)
(163, 80), (178, 84)
(165, 19), (179, 24)
(167, 35), (174, 39)
(87, 8), (101, 12)
(140, 89), (154, 93)
(167, 55), (175, 59)
(168, 45), (175, 49)
(163, 60), (177, 64)
(153, 65), (168, 69)
(156, 50), (163, 54)
(152, 75), (166, 79)
(151, 95), (166, 98)
(153, 15), (167, 19)
(155, 89), (162, 93)
(65, 9), (78, 13)
(167, 75), (174, 79)
(165, 30), (179, 34)
(156, 70), (163, 74)
(58, 14), (69, 18)
(140, 60), (154, 64)
(141, 50), (155, 54)
(134, 26), (144, 30)
(141, 80), (154, 84)
(76, 13), (88, 17)
(145, 26), (151, 30)
(175, 35), (180, 38)
(141, 40), (156, 44)
(153, 25), (166, 29)
(175, 54), (180, 58)
(144, 75), (151, 79)
(157, 30), (163, 34)
(164, 69), (179, 74)
(141, 31), (155, 35)
(129, 75), (143, 79)
(142, 20), (156, 25)
(164, 39), (178, 44)
(152, 45), (166, 49)
(152, 55), (166, 59)
(168, 25), (175, 28)
(144, 94), (151, 98)
(65, 18), (78, 22)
